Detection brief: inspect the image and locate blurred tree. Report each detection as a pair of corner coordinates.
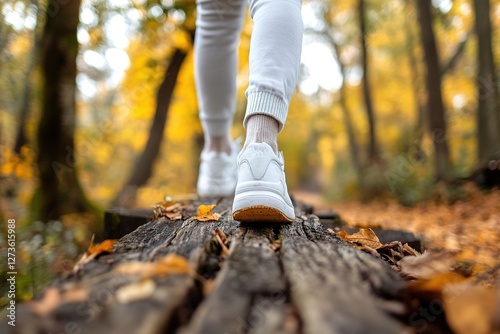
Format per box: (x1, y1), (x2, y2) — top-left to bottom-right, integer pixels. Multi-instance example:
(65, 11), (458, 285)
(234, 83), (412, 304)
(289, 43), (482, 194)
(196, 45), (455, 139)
(112, 33), (193, 207)
(358, 0), (379, 164)
(473, 0), (500, 163)
(328, 35), (364, 188)
(36, 0), (93, 220)
(415, 0), (452, 181)
(14, 0), (42, 154)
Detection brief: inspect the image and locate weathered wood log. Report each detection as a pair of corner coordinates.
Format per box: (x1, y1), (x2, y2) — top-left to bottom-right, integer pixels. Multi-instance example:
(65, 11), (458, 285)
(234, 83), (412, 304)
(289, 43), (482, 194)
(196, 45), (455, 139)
(4, 198), (411, 334)
(105, 207), (422, 251)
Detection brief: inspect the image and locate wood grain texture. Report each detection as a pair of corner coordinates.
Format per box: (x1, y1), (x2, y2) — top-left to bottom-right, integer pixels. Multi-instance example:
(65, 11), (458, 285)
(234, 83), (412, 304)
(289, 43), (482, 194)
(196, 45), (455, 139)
(3, 199), (409, 334)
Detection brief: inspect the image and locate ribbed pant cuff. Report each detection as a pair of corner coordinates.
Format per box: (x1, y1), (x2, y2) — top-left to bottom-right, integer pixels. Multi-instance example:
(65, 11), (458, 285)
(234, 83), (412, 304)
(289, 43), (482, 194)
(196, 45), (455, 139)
(201, 119), (233, 137)
(244, 91), (288, 131)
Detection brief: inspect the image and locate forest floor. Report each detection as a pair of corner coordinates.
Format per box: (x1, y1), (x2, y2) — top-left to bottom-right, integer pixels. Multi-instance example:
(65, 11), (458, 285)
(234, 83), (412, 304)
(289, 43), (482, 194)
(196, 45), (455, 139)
(296, 183), (500, 279)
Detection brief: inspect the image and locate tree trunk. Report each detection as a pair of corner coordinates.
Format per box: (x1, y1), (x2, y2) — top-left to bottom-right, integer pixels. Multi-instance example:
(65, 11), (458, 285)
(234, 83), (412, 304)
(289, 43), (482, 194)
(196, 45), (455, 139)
(403, 10), (426, 146)
(323, 30), (364, 188)
(37, 0), (92, 221)
(415, 0), (452, 181)
(112, 45), (190, 207)
(358, 0), (379, 164)
(473, 0), (499, 163)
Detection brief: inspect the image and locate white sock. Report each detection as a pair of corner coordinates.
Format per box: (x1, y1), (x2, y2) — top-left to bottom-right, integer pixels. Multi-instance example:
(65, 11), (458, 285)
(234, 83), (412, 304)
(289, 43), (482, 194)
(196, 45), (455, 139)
(244, 114), (279, 154)
(204, 133), (232, 155)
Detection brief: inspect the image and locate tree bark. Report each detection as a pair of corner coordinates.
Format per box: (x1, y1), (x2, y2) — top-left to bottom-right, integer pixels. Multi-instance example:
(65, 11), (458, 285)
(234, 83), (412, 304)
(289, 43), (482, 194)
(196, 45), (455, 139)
(358, 0), (379, 164)
(403, 10), (426, 147)
(473, 0), (499, 163)
(415, 0), (452, 181)
(37, 0), (92, 220)
(112, 44), (191, 207)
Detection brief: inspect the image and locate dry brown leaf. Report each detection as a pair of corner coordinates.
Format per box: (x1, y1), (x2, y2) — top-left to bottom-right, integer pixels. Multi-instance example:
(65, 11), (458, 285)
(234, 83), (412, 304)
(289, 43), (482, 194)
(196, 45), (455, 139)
(192, 204), (221, 222)
(398, 250), (456, 279)
(153, 199), (184, 220)
(444, 284), (499, 334)
(337, 228), (383, 249)
(116, 279), (156, 304)
(114, 254), (192, 278)
(28, 287), (88, 316)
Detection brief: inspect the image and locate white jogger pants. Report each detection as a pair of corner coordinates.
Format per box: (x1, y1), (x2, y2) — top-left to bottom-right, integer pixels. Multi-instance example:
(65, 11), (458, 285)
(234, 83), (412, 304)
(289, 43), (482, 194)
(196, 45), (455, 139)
(195, 0), (303, 136)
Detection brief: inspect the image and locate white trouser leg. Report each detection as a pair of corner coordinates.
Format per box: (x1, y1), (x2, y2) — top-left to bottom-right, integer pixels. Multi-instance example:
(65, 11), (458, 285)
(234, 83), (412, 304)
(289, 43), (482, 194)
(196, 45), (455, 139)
(195, 0), (303, 134)
(245, 0), (303, 131)
(195, 0), (246, 137)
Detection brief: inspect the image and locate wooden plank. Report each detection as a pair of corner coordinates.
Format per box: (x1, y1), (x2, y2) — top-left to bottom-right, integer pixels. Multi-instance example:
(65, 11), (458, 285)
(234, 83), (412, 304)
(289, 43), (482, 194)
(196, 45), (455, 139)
(184, 226), (293, 334)
(280, 214), (406, 334)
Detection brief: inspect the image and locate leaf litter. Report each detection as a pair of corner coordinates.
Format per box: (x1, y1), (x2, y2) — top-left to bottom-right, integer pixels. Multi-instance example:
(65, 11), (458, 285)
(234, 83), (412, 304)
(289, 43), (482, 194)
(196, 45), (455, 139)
(336, 226), (500, 333)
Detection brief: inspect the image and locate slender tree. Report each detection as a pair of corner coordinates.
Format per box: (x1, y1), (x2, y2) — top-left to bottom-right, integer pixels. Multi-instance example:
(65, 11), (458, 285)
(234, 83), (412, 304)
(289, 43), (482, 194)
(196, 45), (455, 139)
(415, 0), (452, 181)
(316, 20), (364, 188)
(112, 34), (193, 207)
(37, 0), (93, 220)
(473, 0), (499, 163)
(358, 0), (379, 163)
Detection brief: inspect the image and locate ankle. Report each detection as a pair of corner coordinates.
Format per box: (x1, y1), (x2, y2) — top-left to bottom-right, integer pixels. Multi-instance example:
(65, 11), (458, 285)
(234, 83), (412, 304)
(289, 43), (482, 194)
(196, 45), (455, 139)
(244, 115), (279, 154)
(204, 135), (232, 154)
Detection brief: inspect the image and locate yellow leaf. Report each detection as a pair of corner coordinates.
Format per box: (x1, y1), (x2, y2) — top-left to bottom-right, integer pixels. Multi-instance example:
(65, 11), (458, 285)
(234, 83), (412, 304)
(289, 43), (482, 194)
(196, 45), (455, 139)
(192, 204), (221, 222)
(73, 237), (117, 271)
(88, 238), (117, 256)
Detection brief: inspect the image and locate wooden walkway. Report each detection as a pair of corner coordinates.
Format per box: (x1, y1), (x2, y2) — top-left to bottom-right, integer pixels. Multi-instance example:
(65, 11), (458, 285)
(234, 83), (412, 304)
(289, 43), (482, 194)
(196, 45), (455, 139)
(4, 198), (415, 334)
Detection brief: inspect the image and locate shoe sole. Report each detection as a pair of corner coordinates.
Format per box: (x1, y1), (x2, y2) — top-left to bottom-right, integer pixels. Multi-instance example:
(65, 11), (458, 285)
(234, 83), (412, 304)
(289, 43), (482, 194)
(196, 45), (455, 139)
(233, 205), (294, 223)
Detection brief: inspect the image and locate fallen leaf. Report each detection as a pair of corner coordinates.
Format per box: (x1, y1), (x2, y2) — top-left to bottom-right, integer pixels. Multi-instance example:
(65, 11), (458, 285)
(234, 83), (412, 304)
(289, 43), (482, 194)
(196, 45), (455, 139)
(406, 272), (467, 299)
(73, 237), (117, 271)
(116, 279), (156, 304)
(444, 284), (500, 334)
(114, 254), (192, 278)
(337, 228), (383, 249)
(28, 287), (88, 316)
(399, 250), (456, 279)
(153, 199), (184, 220)
(88, 237), (117, 256)
(192, 204), (221, 222)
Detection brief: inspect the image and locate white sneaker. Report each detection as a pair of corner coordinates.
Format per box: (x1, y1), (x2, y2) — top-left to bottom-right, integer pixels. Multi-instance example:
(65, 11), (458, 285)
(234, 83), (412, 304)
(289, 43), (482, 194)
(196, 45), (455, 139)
(232, 143), (295, 223)
(197, 141), (239, 197)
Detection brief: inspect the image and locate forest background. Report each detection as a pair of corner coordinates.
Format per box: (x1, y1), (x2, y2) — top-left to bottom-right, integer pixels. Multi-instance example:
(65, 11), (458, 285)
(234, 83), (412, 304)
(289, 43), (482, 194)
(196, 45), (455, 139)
(0, 0), (499, 301)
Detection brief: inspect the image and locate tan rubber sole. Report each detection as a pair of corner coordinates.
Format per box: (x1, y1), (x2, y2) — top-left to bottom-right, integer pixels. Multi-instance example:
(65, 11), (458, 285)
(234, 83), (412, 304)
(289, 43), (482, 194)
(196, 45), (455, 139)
(232, 205), (294, 223)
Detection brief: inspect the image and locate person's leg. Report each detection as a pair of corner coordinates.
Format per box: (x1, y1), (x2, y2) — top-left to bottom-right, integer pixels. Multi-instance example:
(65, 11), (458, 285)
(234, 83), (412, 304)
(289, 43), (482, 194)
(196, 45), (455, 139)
(195, 0), (246, 197)
(232, 0), (303, 222)
(195, 0), (246, 154)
